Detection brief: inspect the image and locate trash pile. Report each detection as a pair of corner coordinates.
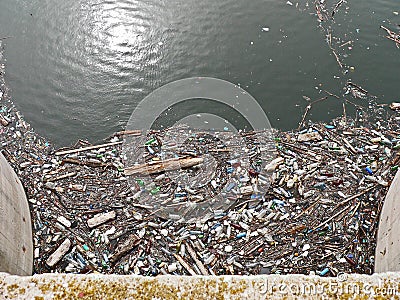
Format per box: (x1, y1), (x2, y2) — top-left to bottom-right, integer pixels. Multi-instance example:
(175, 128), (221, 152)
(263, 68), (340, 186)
(123, 126), (275, 222)
(2, 62), (400, 276)
(2, 29), (400, 276)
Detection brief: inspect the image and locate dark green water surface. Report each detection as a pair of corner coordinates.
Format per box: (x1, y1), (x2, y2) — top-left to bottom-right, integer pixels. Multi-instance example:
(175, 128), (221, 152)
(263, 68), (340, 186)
(0, 0), (399, 145)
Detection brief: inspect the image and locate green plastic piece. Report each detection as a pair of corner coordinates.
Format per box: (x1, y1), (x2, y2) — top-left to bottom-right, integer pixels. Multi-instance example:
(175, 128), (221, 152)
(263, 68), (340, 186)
(151, 187), (160, 195)
(136, 179), (145, 186)
(145, 138), (156, 145)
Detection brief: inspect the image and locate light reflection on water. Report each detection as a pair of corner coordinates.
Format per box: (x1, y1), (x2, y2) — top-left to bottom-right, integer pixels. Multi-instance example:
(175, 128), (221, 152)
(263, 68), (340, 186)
(0, 0), (399, 146)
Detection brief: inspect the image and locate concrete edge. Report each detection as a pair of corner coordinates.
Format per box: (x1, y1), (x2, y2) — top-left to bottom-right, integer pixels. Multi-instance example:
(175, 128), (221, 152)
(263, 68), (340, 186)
(0, 152), (33, 275)
(375, 169), (400, 273)
(1, 272), (400, 299)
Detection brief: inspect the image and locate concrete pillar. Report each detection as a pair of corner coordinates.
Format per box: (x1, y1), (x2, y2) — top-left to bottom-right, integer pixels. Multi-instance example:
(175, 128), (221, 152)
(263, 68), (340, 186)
(375, 170), (400, 272)
(0, 152), (32, 275)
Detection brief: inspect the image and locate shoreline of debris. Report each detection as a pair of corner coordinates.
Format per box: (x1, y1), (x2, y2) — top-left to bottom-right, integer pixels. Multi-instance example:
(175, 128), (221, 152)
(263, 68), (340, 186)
(2, 69), (400, 276)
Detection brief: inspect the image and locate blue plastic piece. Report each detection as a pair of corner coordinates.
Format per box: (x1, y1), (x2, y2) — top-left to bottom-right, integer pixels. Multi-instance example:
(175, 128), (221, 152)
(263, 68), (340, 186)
(226, 182), (236, 191)
(313, 182), (327, 191)
(236, 232), (246, 239)
(226, 167), (235, 174)
(320, 267), (329, 276)
(211, 222), (221, 230)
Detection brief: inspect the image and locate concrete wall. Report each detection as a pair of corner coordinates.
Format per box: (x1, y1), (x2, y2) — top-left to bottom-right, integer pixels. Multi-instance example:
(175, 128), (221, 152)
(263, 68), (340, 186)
(0, 152), (32, 275)
(375, 170), (400, 273)
(2, 272), (400, 299)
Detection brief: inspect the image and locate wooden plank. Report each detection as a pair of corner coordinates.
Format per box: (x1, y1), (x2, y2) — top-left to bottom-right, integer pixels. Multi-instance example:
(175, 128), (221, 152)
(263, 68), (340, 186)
(124, 157), (204, 176)
(46, 239), (71, 267)
(87, 211), (116, 228)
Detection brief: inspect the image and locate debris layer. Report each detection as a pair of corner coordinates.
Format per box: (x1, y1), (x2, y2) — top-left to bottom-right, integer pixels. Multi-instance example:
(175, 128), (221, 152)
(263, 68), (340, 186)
(2, 72), (400, 276)
(1, 30), (400, 276)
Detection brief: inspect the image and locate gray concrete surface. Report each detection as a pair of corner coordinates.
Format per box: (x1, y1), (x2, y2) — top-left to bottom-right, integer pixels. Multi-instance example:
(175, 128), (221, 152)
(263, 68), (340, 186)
(2, 272), (400, 299)
(375, 170), (400, 273)
(0, 152), (32, 275)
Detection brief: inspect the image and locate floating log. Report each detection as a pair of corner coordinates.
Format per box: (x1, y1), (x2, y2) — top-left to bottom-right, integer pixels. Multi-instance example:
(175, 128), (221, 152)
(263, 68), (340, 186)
(124, 157), (204, 176)
(57, 216), (71, 228)
(114, 130), (142, 137)
(297, 131), (323, 142)
(390, 102), (400, 110)
(46, 238), (71, 267)
(87, 211), (116, 228)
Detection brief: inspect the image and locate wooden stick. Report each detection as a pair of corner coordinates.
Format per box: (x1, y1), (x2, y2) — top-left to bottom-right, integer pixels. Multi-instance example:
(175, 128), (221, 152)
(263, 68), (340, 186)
(109, 236), (141, 264)
(45, 172), (76, 182)
(342, 137), (357, 154)
(313, 185), (377, 230)
(331, 49), (343, 68)
(336, 185), (377, 207)
(380, 25), (398, 37)
(61, 157), (107, 167)
(312, 205), (350, 231)
(209, 148), (231, 152)
(297, 97), (328, 130)
(114, 130), (142, 137)
(173, 253), (197, 276)
(347, 201), (361, 220)
(185, 242), (209, 275)
(324, 90), (340, 99)
(293, 196), (321, 220)
(298, 104), (311, 130)
(347, 81), (368, 94)
(310, 96), (329, 105)
(332, 0), (344, 17)
(339, 41), (352, 48)
(55, 141), (123, 156)
(386, 35), (400, 45)
(124, 157), (204, 176)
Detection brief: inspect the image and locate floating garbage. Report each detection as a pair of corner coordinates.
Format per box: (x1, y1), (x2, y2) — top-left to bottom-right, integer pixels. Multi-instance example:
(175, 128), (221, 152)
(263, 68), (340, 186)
(46, 239), (71, 267)
(1, 43), (400, 277)
(381, 26), (400, 49)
